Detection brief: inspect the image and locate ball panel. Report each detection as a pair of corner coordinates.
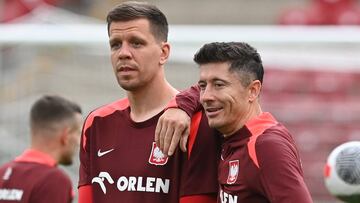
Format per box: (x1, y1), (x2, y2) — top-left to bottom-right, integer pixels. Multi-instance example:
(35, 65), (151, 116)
(324, 141), (360, 199)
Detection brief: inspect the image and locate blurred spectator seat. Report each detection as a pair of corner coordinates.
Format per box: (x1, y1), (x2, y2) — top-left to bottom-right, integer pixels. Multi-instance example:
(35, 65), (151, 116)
(279, 0), (360, 25)
(1, 0), (61, 23)
(261, 67), (360, 201)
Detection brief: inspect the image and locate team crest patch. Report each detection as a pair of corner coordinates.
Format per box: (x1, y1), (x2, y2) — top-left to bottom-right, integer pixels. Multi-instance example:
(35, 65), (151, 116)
(148, 142), (168, 166)
(227, 160), (239, 184)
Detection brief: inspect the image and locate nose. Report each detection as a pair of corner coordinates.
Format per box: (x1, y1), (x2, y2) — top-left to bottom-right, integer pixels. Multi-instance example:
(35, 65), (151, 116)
(200, 86), (215, 105)
(117, 43), (132, 60)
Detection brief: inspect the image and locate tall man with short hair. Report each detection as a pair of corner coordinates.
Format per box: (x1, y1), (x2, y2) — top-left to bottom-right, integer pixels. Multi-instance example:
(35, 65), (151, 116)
(78, 2), (220, 202)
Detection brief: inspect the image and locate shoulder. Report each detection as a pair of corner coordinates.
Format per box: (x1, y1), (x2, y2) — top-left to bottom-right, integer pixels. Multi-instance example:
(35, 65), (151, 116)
(256, 123), (296, 152)
(0, 161), (13, 170)
(83, 98), (129, 128)
(41, 167), (71, 184)
(255, 124), (300, 167)
(87, 98), (129, 119)
(30, 167), (73, 203)
(25, 166), (72, 190)
(0, 161), (14, 180)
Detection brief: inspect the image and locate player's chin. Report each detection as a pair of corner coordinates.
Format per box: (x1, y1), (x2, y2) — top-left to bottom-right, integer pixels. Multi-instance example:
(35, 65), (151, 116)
(59, 157), (73, 166)
(207, 118), (222, 129)
(118, 80), (139, 91)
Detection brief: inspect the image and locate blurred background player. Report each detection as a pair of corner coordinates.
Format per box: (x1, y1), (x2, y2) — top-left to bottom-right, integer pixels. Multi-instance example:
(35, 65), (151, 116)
(78, 1), (220, 203)
(0, 95), (82, 203)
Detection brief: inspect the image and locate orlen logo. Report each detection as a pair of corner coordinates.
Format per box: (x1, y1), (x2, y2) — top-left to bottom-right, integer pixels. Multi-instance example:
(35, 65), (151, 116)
(92, 172), (170, 195)
(92, 172), (114, 194)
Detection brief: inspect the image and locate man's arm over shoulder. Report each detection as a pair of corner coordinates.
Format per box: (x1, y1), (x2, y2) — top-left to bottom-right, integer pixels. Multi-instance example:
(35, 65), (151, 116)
(155, 85), (202, 155)
(174, 85), (202, 117)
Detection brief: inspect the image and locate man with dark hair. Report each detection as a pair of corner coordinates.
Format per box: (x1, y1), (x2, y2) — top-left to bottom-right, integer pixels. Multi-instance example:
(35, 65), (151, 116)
(0, 95), (82, 203)
(156, 42), (313, 203)
(78, 1), (219, 203)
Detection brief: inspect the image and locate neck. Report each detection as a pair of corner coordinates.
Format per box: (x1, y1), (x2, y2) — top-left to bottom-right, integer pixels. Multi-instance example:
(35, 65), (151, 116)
(30, 139), (60, 164)
(222, 102), (262, 137)
(127, 78), (178, 122)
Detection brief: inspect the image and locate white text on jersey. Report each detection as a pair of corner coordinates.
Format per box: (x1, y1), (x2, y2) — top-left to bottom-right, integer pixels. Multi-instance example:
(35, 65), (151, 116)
(92, 172), (170, 194)
(220, 189), (238, 203)
(0, 189), (23, 201)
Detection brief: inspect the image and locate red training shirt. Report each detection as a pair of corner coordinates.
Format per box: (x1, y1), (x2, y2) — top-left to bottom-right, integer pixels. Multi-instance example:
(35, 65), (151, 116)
(0, 149), (73, 203)
(79, 98), (221, 202)
(218, 112), (312, 203)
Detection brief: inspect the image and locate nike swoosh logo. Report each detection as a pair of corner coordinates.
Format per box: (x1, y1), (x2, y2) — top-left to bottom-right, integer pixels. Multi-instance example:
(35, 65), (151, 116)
(97, 149), (114, 157)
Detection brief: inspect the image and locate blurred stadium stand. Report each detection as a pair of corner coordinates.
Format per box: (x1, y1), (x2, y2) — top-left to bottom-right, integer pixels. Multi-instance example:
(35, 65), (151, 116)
(1, 1), (360, 203)
(279, 0), (360, 25)
(1, 0), (309, 24)
(262, 69), (360, 201)
(0, 0), (93, 22)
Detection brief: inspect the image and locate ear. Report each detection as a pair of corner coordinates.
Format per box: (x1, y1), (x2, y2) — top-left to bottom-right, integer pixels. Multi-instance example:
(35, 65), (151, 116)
(59, 127), (70, 146)
(248, 80), (262, 102)
(159, 42), (170, 65)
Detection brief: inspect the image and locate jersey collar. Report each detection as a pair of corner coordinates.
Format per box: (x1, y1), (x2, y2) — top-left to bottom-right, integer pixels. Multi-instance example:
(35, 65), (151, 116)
(15, 149), (57, 167)
(223, 112), (278, 146)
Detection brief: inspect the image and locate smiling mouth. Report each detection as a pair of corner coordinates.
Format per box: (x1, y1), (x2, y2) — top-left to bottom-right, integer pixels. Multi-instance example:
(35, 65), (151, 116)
(205, 107), (222, 117)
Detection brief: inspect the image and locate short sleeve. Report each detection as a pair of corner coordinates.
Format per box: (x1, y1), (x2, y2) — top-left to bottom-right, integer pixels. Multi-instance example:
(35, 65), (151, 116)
(78, 114), (92, 188)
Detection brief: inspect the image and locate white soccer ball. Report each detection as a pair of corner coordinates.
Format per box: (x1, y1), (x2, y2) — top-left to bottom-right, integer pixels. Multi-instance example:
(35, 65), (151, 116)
(324, 141), (360, 203)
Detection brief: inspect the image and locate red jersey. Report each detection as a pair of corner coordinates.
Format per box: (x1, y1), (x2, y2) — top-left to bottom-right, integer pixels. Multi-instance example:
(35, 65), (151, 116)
(79, 98), (220, 202)
(218, 112), (312, 203)
(0, 149), (73, 203)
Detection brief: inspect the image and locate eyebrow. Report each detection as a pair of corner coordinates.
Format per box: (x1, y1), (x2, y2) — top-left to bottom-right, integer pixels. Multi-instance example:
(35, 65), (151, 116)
(109, 34), (147, 43)
(109, 37), (121, 44)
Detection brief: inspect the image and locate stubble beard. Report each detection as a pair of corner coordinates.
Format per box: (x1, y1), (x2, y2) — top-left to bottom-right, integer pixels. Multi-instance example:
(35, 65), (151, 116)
(59, 155), (73, 166)
(118, 79), (140, 91)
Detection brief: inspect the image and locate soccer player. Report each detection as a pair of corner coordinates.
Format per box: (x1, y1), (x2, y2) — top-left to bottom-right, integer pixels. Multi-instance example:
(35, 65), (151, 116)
(0, 95), (82, 203)
(156, 42), (313, 203)
(77, 2), (220, 203)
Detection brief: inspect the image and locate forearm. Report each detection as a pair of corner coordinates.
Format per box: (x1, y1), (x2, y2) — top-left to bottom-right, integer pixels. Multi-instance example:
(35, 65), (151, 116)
(173, 85), (202, 117)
